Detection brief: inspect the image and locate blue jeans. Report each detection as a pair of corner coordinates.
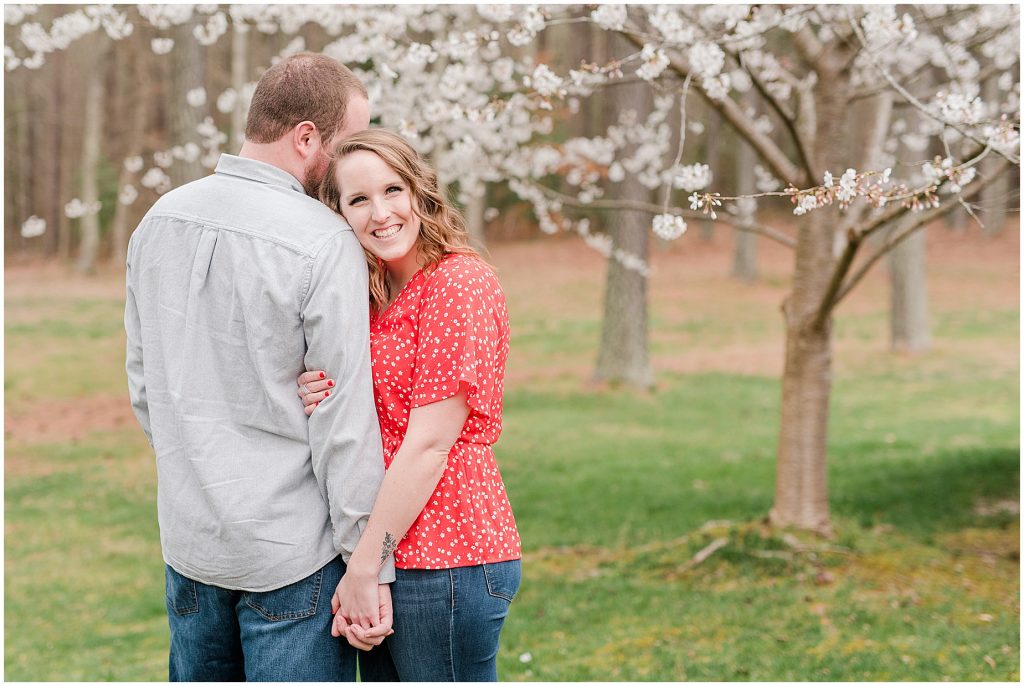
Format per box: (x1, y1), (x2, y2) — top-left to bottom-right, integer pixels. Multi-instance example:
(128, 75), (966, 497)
(361, 560), (522, 682)
(165, 556), (386, 681)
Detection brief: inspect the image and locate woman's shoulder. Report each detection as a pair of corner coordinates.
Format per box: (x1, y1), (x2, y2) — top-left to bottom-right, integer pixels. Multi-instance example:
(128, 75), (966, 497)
(420, 253), (505, 310)
(428, 253), (500, 287)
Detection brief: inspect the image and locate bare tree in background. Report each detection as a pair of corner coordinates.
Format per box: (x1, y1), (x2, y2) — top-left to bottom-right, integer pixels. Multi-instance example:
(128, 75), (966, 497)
(75, 37), (111, 274)
(594, 31), (654, 388)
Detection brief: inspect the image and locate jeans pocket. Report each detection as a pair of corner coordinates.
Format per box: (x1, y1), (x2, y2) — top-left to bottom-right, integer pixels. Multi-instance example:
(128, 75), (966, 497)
(244, 566), (324, 622)
(165, 565), (199, 616)
(482, 560), (521, 603)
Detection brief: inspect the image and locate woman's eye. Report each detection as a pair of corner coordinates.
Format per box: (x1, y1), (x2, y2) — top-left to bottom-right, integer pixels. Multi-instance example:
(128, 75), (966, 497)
(386, 185), (403, 194)
(348, 195), (366, 205)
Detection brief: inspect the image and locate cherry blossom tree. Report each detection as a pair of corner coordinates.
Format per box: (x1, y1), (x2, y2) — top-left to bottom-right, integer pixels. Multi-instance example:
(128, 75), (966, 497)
(5, 4), (1019, 533)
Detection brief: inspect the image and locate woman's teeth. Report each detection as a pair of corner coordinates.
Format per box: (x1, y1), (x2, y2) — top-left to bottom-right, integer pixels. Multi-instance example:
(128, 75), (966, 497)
(373, 224), (401, 239)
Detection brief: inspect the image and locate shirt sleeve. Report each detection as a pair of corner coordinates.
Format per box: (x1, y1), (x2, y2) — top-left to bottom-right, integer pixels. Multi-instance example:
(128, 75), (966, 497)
(411, 259), (505, 418)
(302, 230), (395, 584)
(124, 233), (153, 447)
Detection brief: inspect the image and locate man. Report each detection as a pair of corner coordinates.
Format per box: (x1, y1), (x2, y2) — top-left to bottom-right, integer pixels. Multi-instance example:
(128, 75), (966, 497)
(125, 52), (391, 681)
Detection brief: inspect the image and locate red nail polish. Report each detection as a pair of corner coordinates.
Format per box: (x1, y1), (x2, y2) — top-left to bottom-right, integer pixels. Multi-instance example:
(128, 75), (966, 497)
(319, 372), (325, 379)
(327, 380), (334, 387)
(324, 390), (330, 397)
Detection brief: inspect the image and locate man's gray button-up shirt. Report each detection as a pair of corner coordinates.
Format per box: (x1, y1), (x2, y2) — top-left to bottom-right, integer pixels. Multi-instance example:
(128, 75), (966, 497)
(125, 154), (393, 591)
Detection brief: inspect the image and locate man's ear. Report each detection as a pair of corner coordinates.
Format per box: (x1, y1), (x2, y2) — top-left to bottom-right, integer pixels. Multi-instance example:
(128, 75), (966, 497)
(293, 121), (319, 160)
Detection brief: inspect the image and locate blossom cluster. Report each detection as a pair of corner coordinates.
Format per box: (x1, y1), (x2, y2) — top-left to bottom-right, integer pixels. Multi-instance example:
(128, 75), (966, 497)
(931, 91), (985, 126)
(777, 156), (984, 220)
(64, 197), (101, 219)
(921, 156), (977, 194)
(688, 192), (723, 220)
(636, 45), (669, 82)
(9, 5), (132, 69)
(20, 215), (46, 238)
(652, 214), (688, 241)
(785, 168), (893, 217)
(591, 4), (626, 32)
(672, 163), (712, 192)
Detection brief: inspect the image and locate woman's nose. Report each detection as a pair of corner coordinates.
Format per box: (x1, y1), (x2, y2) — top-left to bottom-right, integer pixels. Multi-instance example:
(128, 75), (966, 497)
(370, 199), (390, 222)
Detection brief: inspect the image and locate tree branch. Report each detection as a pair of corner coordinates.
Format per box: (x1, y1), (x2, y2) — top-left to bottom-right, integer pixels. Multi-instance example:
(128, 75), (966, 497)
(832, 161), (1010, 307)
(679, 537), (729, 572)
(532, 182), (797, 248)
(811, 228), (861, 332)
(851, 143), (991, 242)
(861, 52), (1014, 106)
(792, 25), (826, 67)
(620, 28), (809, 187)
(734, 50), (818, 183)
(716, 214), (798, 248)
(845, 6), (1020, 166)
(889, 62), (1018, 114)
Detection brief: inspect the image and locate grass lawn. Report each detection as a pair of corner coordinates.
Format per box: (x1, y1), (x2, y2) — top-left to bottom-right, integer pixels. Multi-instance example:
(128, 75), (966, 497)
(4, 226), (1019, 680)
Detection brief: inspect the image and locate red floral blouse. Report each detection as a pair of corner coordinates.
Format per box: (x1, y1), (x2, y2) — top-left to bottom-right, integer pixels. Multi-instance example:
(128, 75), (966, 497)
(370, 254), (521, 569)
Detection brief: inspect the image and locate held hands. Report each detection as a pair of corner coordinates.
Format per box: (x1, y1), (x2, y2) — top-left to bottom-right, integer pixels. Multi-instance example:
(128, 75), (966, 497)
(302, 367), (393, 649)
(297, 370), (334, 416)
(331, 577), (394, 650)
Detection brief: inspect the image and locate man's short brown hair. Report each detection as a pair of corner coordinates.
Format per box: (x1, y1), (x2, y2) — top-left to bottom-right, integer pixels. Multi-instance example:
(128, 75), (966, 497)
(244, 52), (368, 145)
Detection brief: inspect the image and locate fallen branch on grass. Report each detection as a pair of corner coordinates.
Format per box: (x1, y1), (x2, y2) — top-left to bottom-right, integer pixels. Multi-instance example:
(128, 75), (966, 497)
(679, 537), (729, 572)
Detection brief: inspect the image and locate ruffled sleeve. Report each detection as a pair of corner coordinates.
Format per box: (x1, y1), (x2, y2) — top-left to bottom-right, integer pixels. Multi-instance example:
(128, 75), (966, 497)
(410, 255), (507, 418)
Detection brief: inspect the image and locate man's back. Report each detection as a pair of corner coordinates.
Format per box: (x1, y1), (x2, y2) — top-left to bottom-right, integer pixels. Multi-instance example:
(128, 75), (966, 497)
(125, 154), (383, 591)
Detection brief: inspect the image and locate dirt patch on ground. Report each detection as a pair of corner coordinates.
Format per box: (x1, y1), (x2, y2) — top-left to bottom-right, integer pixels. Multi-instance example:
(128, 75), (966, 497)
(973, 499), (1021, 517)
(4, 259), (127, 300)
(5, 393), (136, 447)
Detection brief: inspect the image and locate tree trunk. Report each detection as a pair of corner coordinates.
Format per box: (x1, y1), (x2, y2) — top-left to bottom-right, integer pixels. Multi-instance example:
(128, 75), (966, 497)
(170, 18), (208, 186)
(888, 92), (931, 352)
(594, 205), (653, 388)
(54, 49), (73, 262)
(699, 105), (719, 241)
(770, 56), (850, 535)
(947, 205), (968, 233)
(593, 32), (653, 389)
(5, 66), (30, 257)
(772, 305), (833, 534)
(464, 192), (487, 252)
(75, 39), (109, 274)
(841, 91), (894, 252)
(980, 74), (1009, 236)
(731, 92), (758, 282)
(889, 224), (931, 353)
(110, 39), (149, 267)
(587, 23), (606, 137)
(231, 17), (249, 150)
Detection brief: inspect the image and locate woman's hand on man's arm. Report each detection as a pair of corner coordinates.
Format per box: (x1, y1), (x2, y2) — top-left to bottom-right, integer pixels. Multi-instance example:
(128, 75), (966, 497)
(297, 370), (334, 416)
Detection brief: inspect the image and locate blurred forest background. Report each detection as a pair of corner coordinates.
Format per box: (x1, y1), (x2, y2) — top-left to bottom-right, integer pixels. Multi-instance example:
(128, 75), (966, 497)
(4, 4), (1020, 681)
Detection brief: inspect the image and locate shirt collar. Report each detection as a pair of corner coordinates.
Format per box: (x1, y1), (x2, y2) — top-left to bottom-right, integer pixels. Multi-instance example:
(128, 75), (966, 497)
(214, 154), (306, 194)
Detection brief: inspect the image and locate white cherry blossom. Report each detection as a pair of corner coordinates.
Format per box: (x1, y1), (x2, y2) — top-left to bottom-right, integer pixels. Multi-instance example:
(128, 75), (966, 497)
(150, 38), (174, 55)
(186, 88), (207, 108)
(652, 214), (688, 241)
(673, 163), (713, 191)
(20, 215), (45, 238)
(119, 184), (139, 205)
(64, 198), (101, 219)
(591, 4), (627, 31)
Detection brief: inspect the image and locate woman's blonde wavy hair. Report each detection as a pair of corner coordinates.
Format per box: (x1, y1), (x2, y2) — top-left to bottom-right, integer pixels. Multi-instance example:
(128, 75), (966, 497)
(318, 128), (480, 313)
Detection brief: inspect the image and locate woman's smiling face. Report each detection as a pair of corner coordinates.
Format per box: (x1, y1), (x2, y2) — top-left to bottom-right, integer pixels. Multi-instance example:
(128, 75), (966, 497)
(336, 149), (422, 275)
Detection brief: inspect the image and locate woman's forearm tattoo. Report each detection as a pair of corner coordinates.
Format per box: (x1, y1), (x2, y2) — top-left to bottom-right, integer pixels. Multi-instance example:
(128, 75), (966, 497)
(380, 532), (398, 563)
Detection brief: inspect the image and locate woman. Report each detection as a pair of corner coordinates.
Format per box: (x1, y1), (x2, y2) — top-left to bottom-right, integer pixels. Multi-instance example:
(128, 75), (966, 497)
(296, 128), (522, 681)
